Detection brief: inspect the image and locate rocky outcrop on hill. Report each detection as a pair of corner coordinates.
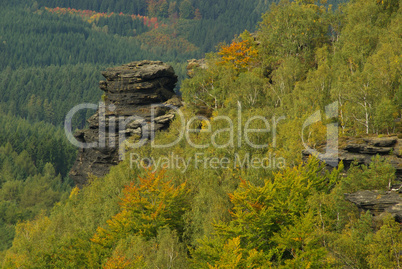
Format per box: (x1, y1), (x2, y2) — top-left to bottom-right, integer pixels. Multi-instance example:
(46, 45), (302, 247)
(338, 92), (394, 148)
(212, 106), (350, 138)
(345, 190), (402, 223)
(69, 61), (182, 187)
(186, 58), (207, 78)
(340, 137), (402, 182)
(303, 136), (402, 182)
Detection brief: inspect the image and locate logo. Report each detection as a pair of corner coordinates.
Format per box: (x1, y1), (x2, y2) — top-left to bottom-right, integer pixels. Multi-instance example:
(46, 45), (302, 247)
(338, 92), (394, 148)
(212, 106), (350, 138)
(301, 101), (339, 167)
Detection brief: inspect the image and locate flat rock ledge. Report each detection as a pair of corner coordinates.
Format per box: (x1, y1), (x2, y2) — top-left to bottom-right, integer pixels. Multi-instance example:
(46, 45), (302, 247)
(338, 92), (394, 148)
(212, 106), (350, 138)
(345, 190), (402, 223)
(303, 136), (402, 182)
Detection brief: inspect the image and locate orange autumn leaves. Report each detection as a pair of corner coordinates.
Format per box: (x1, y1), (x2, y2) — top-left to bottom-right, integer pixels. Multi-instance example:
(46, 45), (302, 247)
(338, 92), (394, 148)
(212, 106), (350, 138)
(91, 170), (190, 248)
(103, 253), (137, 269)
(218, 39), (258, 71)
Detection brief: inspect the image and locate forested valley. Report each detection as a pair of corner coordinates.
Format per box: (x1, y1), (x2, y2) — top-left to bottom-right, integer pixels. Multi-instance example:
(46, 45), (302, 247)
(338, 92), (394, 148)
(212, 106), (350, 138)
(1, 0), (401, 268)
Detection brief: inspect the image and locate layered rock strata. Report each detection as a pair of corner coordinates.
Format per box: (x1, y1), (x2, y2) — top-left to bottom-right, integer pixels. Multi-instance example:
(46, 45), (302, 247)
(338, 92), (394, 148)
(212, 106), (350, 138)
(69, 61), (182, 187)
(303, 136), (402, 182)
(345, 190), (402, 223)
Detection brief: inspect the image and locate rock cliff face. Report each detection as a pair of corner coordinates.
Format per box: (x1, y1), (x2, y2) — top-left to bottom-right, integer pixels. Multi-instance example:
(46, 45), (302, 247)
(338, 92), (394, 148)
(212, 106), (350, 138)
(69, 61), (182, 187)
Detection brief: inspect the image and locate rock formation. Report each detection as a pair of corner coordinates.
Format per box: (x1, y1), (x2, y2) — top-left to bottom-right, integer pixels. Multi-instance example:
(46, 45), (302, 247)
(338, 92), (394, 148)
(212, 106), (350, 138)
(303, 136), (402, 182)
(69, 61), (182, 187)
(345, 190), (402, 223)
(186, 58), (207, 78)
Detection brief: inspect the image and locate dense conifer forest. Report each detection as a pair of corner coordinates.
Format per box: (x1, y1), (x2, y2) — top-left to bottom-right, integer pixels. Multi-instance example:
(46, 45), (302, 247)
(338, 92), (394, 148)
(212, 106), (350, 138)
(0, 0), (401, 267)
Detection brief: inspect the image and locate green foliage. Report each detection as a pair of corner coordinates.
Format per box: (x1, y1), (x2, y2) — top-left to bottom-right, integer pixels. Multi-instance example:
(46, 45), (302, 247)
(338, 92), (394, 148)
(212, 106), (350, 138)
(341, 155), (396, 192)
(181, 54), (237, 110)
(179, 0), (194, 19)
(0, 114), (76, 176)
(91, 170), (190, 247)
(0, 64), (103, 127)
(0, 146), (71, 252)
(192, 158), (341, 267)
(330, 211), (374, 268)
(259, 0), (329, 62)
(0, 112), (75, 255)
(103, 228), (189, 269)
(2, 162), (135, 268)
(367, 214), (402, 269)
(329, 0), (401, 134)
(374, 98), (398, 133)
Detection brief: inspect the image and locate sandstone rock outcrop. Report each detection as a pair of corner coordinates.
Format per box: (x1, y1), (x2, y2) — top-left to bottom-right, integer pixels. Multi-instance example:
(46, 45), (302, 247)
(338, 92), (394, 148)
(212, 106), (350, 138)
(303, 136), (402, 182)
(69, 61), (182, 187)
(186, 58), (207, 78)
(345, 190), (402, 223)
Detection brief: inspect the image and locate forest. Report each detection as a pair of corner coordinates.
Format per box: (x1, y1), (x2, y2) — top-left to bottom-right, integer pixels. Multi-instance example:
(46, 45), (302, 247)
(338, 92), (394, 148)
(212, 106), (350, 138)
(0, 0), (401, 268)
